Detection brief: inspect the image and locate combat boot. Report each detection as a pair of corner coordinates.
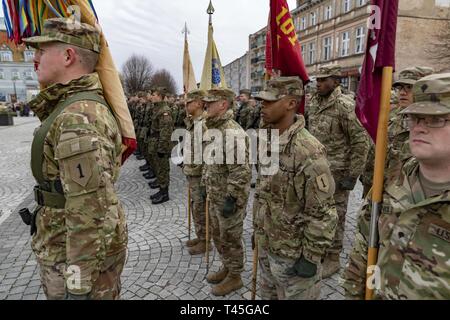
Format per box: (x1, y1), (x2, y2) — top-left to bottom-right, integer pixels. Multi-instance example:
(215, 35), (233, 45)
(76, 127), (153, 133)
(185, 238), (201, 247)
(188, 241), (212, 255)
(206, 266), (228, 284)
(139, 164), (149, 171)
(149, 181), (160, 189)
(211, 274), (243, 296)
(150, 190), (161, 200)
(144, 171), (156, 180)
(136, 155), (145, 160)
(152, 188), (169, 204)
(322, 253), (341, 279)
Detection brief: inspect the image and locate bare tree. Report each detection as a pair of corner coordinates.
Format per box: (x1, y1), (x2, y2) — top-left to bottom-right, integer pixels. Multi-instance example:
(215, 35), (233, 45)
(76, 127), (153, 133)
(121, 55), (154, 95)
(428, 21), (450, 71)
(150, 69), (178, 94)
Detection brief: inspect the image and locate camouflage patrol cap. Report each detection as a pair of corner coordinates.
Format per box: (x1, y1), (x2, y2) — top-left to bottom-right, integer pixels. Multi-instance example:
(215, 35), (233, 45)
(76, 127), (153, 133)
(23, 18), (100, 53)
(393, 67), (434, 87)
(239, 89), (251, 95)
(400, 73), (450, 116)
(316, 65), (342, 79)
(203, 88), (236, 102)
(186, 89), (207, 103)
(253, 76), (304, 102)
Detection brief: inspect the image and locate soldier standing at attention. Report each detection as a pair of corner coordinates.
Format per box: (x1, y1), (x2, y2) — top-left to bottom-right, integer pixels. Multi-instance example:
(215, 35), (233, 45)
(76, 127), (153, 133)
(254, 77), (338, 299)
(342, 73), (450, 300)
(202, 88), (252, 296)
(306, 65), (370, 278)
(235, 89), (251, 128)
(149, 87), (174, 204)
(22, 18), (128, 300)
(183, 89), (211, 255)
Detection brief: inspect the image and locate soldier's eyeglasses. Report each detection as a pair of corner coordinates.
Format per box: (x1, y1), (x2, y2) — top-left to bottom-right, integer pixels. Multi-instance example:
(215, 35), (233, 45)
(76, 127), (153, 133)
(395, 85), (413, 93)
(403, 115), (450, 129)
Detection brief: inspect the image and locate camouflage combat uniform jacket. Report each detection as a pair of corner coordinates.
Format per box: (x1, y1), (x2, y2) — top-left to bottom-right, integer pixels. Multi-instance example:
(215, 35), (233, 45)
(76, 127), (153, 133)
(255, 116), (338, 264)
(342, 158), (450, 299)
(29, 73), (128, 295)
(306, 86), (370, 181)
(236, 102), (253, 130)
(183, 113), (206, 177)
(202, 109), (251, 206)
(150, 102), (174, 154)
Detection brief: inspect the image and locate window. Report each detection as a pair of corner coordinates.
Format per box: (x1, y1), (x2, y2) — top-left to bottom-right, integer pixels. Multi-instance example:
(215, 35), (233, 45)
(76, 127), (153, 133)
(324, 5), (333, 20)
(0, 70), (4, 80)
(25, 70), (34, 80)
(12, 71), (20, 80)
(310, 11), (317, 26)
(341, 32), (350, 57)
(355, 26), (366, 53)
(300, 16), (307, 30)
(343, 0), (352, 13)
(301, 44), (307, 62)
(323, 36), (332, 61)
(308, 42), (316, 65)
(24, 50), (35, 62)
(357, 0), (366, 6)
(0, 51), (13, 62)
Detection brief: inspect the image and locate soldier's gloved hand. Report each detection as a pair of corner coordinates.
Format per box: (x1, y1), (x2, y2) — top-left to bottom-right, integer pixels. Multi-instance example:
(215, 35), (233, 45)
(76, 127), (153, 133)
(339, 176), (357, 191)
(65, 292), (90, 300)
(157, 152), (167, 158)
(287, 256), (317, 278)
(222, 195), (237, 218)
(200, 186), (207, 201)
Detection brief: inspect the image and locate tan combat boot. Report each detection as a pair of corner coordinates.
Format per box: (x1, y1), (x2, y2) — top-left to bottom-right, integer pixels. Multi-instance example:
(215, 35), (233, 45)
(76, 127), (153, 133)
(211, 274), (243, 296)
(206, 266), (228, 284)
(322, 253), (341, 279)
(188, 241), (212, 255)
(185, 238), (201, 247)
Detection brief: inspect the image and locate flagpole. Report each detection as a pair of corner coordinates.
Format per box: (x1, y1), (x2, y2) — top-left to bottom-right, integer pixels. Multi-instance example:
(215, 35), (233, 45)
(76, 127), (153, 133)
(365, 66), (393, 300)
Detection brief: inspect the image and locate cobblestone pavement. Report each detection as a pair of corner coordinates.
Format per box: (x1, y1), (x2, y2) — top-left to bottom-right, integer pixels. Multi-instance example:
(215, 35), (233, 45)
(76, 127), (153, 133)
(0, 117), (363, 300)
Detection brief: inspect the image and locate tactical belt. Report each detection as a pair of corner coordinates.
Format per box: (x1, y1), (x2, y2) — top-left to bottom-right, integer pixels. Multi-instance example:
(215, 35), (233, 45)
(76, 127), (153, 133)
(31, 91), (108, 210)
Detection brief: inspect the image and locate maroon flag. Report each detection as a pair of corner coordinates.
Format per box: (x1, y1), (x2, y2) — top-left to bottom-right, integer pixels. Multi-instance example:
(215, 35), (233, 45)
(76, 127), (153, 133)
(266, 0), (309, 113)
(355, 0), (399, 142)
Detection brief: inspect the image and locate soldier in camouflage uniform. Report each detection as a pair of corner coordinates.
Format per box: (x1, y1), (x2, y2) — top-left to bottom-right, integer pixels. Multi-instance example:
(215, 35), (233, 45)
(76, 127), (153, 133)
(183, 89), (211, 255)
(361, 67), (434, 198)
(253, 77), (338, 300)
(305, 65), (370, 278)
(148, 88), (174, 204)
(234, 89), (252, 129)
(23, 18), (127, 300)
(202, 88), (252, 296)
(342, 73), (450, 300)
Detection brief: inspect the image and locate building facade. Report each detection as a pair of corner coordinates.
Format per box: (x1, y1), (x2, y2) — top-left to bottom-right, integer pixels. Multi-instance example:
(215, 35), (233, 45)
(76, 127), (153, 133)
(223, 52), (250, 94)
(248, 27), (267, 93)
(0, 18), (39, 103)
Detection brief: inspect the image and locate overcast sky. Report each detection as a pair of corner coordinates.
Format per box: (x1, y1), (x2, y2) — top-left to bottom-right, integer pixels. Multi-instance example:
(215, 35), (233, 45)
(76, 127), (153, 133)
(2, 0), (297, 93)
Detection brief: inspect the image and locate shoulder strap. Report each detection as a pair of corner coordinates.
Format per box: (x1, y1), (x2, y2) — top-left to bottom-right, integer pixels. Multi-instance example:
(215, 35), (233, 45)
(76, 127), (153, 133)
(31, 91), (107, 185)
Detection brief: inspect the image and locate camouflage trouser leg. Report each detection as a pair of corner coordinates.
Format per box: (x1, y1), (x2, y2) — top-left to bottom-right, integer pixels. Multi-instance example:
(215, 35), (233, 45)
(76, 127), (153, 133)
(187, 176), (207, 241)
(148, 138), (157, 180)
(258, 247), (321, 300)
(155, 154), (170, 189)
(90, 250), (126, 300)
(39, 262), (66, 300)
(326, 187), (350, 256)
(38, 251), (126, 300)
(209, 198), (245, 275)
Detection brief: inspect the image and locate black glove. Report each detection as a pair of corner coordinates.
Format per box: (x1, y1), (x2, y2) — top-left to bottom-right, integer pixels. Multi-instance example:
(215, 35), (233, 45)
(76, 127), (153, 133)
(222, 195), (237, 218)
(65, 292), (90, 300)
(157, 152), (167, 158)
(199, 186), (207, 201)
(251, 234), (256, 251)
(287, 256), (317, 278)
(339, 176), (357, 191)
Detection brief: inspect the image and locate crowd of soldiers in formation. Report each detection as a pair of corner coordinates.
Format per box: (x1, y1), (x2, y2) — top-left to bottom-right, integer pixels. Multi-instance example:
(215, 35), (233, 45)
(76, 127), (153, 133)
(124, 64), (449, 299)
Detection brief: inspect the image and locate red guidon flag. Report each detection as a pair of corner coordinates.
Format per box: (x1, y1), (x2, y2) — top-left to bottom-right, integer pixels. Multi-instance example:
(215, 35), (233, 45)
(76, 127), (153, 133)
(355, 0), (399, 142)
(266, 0), (309, 113)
